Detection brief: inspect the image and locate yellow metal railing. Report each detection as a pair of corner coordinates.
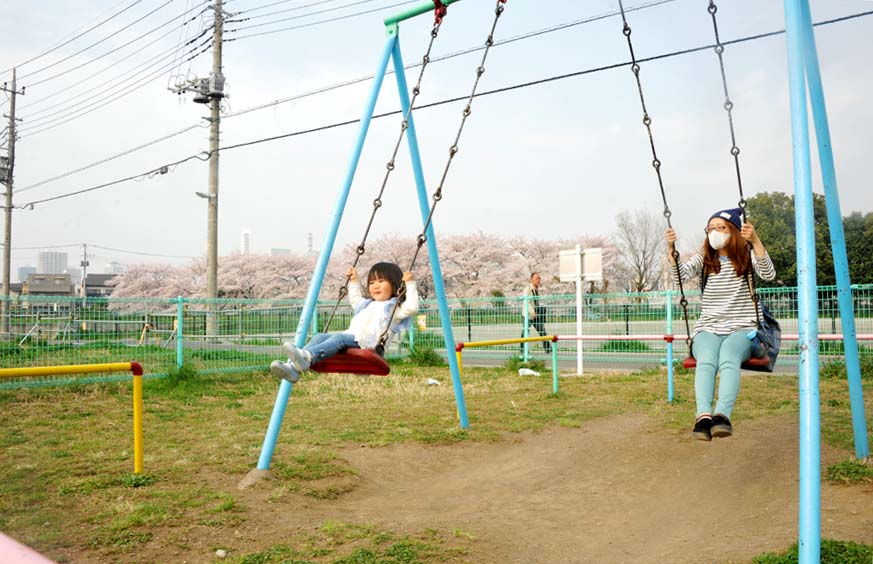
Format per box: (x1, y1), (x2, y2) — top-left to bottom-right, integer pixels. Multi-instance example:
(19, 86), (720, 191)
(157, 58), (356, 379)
(0, 362), (145, 474)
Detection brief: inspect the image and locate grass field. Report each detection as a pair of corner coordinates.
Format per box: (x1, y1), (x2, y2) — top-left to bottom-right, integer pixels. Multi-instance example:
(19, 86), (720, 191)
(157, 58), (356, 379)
(0, 360), (871, 564)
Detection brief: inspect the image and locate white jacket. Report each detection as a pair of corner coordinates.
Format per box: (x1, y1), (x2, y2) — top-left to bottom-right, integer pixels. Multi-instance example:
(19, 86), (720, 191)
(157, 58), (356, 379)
(345, 281), (419, 349)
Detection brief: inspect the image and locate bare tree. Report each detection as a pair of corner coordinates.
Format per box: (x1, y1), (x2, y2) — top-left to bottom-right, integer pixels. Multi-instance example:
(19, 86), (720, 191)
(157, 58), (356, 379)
(611, 209), (666, 293)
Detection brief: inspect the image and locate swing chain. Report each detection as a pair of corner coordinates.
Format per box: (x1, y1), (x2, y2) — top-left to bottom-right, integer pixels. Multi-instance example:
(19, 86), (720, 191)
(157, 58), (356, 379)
(323, 15), (444, 333)
(376, 0), (508, 355)
(619, 0), (693, 354)
(707, 0), (747, 211)
(617, 1), (673, 230)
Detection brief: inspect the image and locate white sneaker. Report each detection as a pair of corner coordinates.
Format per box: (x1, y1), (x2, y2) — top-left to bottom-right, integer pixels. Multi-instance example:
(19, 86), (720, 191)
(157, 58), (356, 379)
(282, 342), (312, 371)
(270, 360), (300, 383)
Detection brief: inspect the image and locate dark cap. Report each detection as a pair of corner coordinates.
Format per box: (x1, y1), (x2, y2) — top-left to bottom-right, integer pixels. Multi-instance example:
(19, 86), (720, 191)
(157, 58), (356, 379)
(709, 208), (743, 231)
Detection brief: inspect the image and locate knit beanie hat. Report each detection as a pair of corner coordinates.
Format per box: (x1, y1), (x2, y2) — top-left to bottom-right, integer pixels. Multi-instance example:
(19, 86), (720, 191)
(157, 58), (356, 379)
(709, 208), (743, 231)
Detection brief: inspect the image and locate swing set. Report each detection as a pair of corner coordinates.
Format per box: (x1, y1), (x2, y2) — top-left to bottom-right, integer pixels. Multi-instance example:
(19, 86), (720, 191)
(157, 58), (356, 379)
(245, 4), (867, 563)
(242, 0), (509, 488)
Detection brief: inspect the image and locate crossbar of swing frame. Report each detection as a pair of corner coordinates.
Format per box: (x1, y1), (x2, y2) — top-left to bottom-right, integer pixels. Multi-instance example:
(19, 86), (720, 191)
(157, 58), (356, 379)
(383, 0), (463, 27)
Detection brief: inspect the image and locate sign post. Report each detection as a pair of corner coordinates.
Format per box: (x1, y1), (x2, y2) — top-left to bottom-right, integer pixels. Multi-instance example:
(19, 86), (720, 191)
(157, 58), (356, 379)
(559, 246), (603, 374)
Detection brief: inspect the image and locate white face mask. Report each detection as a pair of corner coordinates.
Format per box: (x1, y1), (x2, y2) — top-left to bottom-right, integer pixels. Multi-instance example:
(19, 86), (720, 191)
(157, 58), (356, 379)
(708, 230), (730, 250)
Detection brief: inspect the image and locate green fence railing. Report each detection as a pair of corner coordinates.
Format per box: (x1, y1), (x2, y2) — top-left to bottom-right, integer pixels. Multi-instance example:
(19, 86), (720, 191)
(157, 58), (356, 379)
(1, 285), (871, 387)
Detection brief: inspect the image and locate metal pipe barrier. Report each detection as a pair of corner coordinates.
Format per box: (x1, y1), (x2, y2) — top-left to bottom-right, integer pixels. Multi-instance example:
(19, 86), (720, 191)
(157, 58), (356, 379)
(456, 336), (560, 394)
(0, 362), (145, 474)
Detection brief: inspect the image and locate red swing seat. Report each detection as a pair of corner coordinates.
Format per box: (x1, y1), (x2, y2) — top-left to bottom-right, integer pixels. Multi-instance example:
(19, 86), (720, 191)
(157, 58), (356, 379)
(682, 356), (772, 372)
(309, 348), (390, 376)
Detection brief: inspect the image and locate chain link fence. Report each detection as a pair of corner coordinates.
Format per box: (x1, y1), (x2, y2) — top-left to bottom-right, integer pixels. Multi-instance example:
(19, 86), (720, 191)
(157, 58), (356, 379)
(1, 285), (871, 387)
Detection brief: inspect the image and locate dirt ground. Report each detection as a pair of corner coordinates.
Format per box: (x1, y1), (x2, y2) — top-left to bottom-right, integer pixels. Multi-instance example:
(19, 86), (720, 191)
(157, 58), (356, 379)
(100, 414), (873, 564)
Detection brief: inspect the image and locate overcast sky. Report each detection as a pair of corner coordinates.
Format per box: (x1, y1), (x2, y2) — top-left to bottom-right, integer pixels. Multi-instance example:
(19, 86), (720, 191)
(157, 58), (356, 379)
(1, 0), (871, 280)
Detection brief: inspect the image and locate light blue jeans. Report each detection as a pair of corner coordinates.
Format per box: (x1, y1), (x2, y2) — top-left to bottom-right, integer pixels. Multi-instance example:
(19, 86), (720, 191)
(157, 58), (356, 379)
(304, 332), (359, 362)
(692, 330), (753, 419)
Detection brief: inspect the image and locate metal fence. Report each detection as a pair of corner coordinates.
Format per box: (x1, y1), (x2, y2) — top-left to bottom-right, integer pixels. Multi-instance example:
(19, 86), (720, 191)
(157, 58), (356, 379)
(1, 284), (871, 388)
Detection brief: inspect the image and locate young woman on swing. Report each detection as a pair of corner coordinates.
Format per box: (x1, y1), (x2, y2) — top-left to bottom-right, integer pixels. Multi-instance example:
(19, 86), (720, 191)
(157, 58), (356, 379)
(666, 207), (776, 441)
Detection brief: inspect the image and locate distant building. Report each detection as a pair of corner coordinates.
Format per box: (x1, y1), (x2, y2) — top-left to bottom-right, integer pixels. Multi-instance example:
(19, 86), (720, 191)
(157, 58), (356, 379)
(270, 248), (291, 257)
(66, 267), (82, 285)
(105, 261), (126, 274)
(241, 230), (252, 255)
(17, 266), (36, 283)
(23, 273), (74, 296)
(83, 274), (119, 297)
(38, 251), (68, 274)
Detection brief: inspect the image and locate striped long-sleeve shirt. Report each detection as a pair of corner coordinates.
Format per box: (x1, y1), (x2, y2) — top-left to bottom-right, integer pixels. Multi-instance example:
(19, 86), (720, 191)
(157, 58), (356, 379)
(673, 252), (776, 337)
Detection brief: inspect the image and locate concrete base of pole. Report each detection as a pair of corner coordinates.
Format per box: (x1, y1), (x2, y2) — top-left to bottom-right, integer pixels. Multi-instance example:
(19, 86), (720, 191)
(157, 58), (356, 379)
(237, 468), (273, 490)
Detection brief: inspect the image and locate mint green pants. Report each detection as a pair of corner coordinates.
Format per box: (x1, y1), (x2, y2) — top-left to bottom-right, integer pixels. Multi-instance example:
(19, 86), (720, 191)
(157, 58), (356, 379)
(693, 330), (753, 418)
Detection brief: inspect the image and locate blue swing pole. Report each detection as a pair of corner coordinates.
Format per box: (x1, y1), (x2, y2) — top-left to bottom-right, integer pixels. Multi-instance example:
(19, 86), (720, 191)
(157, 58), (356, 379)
(798, 0), (869, 461)
(665, 290), (674, 403)
(784, 1), (821, 562)
(390, 29), (470, 429)
(254, 35), (398, 471)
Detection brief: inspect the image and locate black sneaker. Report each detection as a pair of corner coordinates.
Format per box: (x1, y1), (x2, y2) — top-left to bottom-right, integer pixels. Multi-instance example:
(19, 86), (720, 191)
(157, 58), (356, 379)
(692, 414), (713, 441)
(711, 414), (733, 438)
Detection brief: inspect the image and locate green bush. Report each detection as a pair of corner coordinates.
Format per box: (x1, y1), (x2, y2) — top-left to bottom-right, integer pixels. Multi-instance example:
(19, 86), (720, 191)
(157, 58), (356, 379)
(751, 538), (873, 564)
(503, 356), (546, 373)
(405, 346), (446, 367)
(820, 355), (873, 380)
(825, 459), (873, 484)
(596, 340), (653, 353)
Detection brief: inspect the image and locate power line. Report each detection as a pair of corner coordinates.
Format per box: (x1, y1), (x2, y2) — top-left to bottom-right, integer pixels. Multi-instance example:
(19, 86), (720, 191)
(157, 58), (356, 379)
(17, 152), (211, 209)
(18, 42), (212, 138)
(237, 0), (315, 15)
(20, 6), (872, 209)
(5, 243), (81, 251)
(224, 0), (417, 41)
(16, 123), (208, 194)
(18, 0), (671, 190)
(88, 244), (195, 259)
(223, 0), (678, 120)
(24, 1), (210, 89)
(20, 14), (212, 112)
(20, 35), (212, 125)
(15, 4), (872, 205)
(0, 0), (149, 76)
(19, 0), (180, 82)
(235, 0), (348, 22)
(230, 0), (389, 31)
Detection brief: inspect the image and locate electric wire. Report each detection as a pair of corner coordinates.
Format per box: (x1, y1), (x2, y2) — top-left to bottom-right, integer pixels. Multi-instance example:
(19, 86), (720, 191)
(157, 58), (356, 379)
(21, 12), (211, 111)
(234, 0), (349, 22)
(15, 5), (872, 205)
(24, 1), (210, 88)
(0, 0), (149, 76)
(15, 123), (208, 194)
(237, 0), (315, 15)
(223, 0), (677, 119)
(20, 32), (213, 123)
(224, 0), (417, 41)
(19, 0), (180, 81)
(20, 0), (674, 189)
(230, 0), (392, 31)
(17, 152), (211, 208)
(18, 41), (212, 138)
(88, 244), (195, 259)
(168, 0), (199, 87)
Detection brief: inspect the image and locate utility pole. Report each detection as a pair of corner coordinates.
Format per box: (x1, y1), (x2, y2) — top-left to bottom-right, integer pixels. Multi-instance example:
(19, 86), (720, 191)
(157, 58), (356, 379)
(80, 243), (89, 307)
(170, 1), (226, 336)
(1, 68), (24, 338)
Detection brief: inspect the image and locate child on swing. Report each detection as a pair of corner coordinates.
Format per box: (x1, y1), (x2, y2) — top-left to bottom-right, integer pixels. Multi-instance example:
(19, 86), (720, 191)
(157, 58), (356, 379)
(270, 262), (418, 382)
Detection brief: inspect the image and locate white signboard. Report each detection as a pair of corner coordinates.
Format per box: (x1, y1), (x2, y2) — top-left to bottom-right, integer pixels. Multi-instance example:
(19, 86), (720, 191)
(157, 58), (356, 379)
(559, 247), (603, 282)
(582, 247), (603, 282)
(559, 248), (581, 283)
